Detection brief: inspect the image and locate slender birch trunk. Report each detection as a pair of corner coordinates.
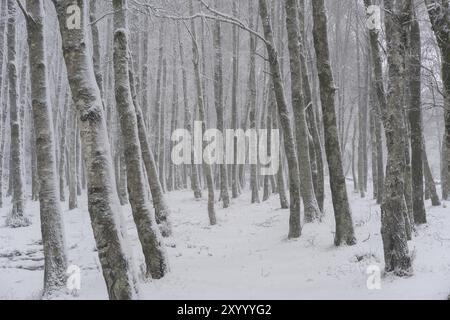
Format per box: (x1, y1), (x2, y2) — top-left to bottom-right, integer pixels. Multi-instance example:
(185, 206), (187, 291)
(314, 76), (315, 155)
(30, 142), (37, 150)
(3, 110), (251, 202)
(22, 0), (67, 294)
(52, 0), (139, 299)
(285, 0), (321, 222)
(212, 6), (230, 208)
(177, 23), (201, 198)
(259, 0), (302, 238)
(407, 11), (426, 224)
(312, 0), (355, 245)
(189, 0), (216, 225)
(6, 0), (29, 227)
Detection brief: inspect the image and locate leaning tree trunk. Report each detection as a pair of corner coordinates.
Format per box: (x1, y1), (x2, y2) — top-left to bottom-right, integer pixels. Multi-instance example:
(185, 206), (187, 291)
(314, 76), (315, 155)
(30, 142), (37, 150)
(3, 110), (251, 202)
(113, 25), (169, 279)
(23, 0), (67, 295)
(259, 0), (302, 238)
(312, 0), (355, 245)
(189, 0), (216, 226)
(52, 0), (138, 300)
(285, 0), (321, 222)
(129, 44), (172, 238)
(212, 9), (230, 208)
(6, 0), (29, 227)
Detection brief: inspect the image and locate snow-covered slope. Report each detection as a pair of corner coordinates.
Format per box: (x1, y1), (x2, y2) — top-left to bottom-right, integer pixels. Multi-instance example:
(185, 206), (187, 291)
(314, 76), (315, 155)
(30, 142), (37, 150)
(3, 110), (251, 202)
(1, 182), (450, 300)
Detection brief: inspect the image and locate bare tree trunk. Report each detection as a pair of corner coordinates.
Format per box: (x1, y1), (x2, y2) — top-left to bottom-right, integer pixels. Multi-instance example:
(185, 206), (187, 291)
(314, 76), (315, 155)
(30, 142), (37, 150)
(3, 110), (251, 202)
(59, 91), (69, 203)
(68, 106), (78, 210)
(367, 0), (412, 275)
(259, 0), (302, 238)
(168, 41), (179, 192)
(424, 0), (449, 204)
(89, 0), (104, 100)
(0, 0), (7, 207)
(189, 0), (216, 225)
(52, 0), (139, 299)
(407, 11), (426, 224)
(22, 0), (67, 295)
(129, 63), (173, 238)
(113, 14), (169, 278)
(248, 0), (260, 205)
(231, 0), (240, 199)
(285, 0), (321, 222)
(422, 141), (441, 206)
(177, 23), (202, 198)
(153, 21), (165, 165)
(158, 59), (167, 193)
(212, 6), (230, 208)
(6, 0), (29, 227)
(312, 0), (356, 245)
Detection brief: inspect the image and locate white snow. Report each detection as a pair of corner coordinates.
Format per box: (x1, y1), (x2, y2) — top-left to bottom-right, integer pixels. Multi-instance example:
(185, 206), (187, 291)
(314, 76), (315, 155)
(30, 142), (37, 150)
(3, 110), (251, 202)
(1, 181), (450, 300)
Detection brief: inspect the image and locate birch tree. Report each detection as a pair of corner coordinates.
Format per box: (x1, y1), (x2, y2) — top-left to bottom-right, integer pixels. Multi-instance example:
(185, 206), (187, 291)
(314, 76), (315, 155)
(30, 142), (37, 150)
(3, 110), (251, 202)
(19, 0), (67, 295)
(285, 0), (322, 222)
(6, 0), (29, 228)
(259, 0), (302, 238)
(52, 0), (139, 299)
(311, 0), (356, 245)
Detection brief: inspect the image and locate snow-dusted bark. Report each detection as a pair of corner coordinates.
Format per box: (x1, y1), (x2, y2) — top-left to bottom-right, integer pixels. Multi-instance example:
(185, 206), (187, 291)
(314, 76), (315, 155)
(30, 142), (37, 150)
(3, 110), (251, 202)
(378, 0), (412, 275)
(177, 22), (201, 198)
(259, 0), (302, 238)
(6, 0), (29, 228)
(129, 63), (172, 238)
(52, 0), (138, 300)
(407, 12), (426, 224)
(68, 107), (78, 210)
(59, 93), (68, 203)
(425, 0), (450, 201)
(298, 0), (324, 213)
(189, 0), (216, 225)
(247, 0), (260, 205)
(158, 59), (167, 193)
(422, 142), (441, 206)
(21, 0), (68, 294)
(113, 23), (169, 278)
(231, 0), (240, 199)
(89, 0), (104, 100)
(312, 0), (355, 245)
(168, 41), (179, 193)
(285, 0), (321, 222)
(0, 2), (6, 204)
(212, 10), (230, 208)
(153, 21), (165, 158)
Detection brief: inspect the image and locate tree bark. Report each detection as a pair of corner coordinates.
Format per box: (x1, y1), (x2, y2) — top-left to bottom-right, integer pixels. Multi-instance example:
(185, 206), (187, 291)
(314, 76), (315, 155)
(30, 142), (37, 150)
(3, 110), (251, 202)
(259, 0), (302, 238)
(407, 11), (426, 224)
(23, 0), (67, 295)
(6, 0), (29, 227)
(52, 0), (139, 299)
(212, 7), (230, 208)
(312, 0), (356, 245)
(189, 0), (216, 225)
(177, 23), (202, 198)
(285, 0), (321, 222)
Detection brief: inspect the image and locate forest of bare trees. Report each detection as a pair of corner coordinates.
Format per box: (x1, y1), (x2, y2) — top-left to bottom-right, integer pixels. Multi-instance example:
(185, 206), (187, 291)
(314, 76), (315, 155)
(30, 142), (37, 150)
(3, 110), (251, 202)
(0, 0), (449, 300)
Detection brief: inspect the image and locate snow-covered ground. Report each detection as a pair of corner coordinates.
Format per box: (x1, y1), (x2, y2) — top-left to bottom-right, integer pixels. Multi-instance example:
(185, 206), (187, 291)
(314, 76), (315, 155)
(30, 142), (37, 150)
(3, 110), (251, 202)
(1, 182), (450, 300)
